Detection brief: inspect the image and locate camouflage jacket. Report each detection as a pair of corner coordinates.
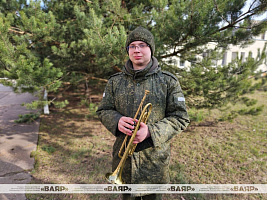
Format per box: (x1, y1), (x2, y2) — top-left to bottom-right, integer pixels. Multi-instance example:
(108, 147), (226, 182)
(97, 57), (190, 184)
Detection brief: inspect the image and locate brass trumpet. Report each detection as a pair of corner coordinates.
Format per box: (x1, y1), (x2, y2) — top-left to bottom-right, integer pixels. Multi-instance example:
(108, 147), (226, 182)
(105, 90), (152, 184)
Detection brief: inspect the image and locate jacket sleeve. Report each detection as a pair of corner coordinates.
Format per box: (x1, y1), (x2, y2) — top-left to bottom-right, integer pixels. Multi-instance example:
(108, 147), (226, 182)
(148, 77), (190, 147)
(96, 78), (123, 136)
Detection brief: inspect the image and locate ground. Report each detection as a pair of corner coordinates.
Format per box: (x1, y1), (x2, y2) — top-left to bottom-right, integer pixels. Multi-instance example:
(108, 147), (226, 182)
(27, 83), (266, 200)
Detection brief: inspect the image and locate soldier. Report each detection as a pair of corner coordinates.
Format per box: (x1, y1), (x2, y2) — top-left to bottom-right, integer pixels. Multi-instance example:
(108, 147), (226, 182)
(97, 26), (190, 200)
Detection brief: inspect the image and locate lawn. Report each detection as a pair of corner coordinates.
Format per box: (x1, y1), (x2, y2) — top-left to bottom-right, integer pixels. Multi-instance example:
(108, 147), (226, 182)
(27, 84), (266, 200)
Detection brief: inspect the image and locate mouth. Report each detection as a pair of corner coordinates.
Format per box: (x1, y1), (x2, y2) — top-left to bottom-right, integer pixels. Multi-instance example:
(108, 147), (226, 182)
(134, 56), (142, 60)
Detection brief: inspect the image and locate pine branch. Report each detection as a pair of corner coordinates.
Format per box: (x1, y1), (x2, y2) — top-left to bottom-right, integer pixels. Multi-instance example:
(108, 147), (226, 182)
(89, 76), (108, 82)
(160, 0), (266, 60)
(84, 0), (92, 3)
(72, 71), (108, 83)
(113, 65), (122, 72)
(160, 48), (184, 59)
(0, 30), (15, 59)
(160, 13), (260, 59)
(0, 60), (10, 72)
(213, 0), (231, 24)
(9, 27), (33, 36)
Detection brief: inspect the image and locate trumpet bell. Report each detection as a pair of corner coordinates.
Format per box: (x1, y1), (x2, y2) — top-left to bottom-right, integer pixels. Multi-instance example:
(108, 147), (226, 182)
(105, 172), (125, 184)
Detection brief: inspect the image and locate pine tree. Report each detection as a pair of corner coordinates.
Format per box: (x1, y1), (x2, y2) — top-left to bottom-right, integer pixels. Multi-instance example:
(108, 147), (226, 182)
(0, 0), (266, 116)
(0, 0), (63, 99)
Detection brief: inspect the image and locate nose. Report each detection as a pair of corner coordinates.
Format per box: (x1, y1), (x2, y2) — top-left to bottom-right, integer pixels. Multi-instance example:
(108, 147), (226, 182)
(134, 46), (140, 52)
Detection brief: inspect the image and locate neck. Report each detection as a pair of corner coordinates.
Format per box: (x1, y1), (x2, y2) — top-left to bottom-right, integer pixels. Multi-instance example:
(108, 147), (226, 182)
(133, 65), (146, 71)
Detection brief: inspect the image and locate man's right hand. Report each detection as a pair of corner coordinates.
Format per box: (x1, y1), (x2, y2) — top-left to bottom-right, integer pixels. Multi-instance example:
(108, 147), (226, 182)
(118, 116), (136, 136)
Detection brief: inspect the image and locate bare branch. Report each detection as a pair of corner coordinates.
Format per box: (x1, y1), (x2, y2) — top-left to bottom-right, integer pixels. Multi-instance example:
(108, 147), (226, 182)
(9, 27), (33, 36)
(72, 71), (108, 83)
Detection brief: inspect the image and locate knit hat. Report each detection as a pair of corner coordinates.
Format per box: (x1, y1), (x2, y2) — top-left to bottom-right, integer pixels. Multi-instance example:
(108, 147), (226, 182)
(125, 26), (155, 55)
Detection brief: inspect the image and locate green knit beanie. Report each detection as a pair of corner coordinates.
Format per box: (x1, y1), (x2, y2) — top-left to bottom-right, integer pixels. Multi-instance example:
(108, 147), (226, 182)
(125, 26), (155, 55)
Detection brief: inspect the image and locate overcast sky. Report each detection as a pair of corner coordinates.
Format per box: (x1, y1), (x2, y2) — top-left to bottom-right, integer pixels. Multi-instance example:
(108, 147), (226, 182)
(243, 0), (267, 20)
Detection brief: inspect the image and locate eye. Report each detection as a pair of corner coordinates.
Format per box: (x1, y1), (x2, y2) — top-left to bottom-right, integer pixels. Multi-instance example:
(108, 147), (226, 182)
(129, 45), (135, 49)
(139, 44), (146, 48)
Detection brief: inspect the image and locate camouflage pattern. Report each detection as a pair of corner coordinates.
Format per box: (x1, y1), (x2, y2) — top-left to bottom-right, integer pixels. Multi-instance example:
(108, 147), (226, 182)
(97, 57), (190, 188)
(125, 26), (155, 55)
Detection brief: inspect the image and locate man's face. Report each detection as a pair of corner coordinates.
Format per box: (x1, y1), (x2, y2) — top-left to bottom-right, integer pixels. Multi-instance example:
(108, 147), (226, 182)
(128, 41), (151, 70)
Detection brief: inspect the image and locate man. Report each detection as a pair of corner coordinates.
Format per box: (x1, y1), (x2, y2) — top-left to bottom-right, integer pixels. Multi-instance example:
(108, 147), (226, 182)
(96, 26), (190, 200)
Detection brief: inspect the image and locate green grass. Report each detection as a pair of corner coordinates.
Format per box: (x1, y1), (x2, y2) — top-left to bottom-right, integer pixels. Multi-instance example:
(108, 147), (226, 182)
(168, 91), (267, 200)
(27, 88), (266, 200)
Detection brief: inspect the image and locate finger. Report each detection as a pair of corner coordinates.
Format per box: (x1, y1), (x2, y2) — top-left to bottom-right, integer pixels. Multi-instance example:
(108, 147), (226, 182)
(119, 124), (133, 135)
(137, 122), (147, 131)
(138, 122), (145, 127)
(123, 117), (135, 125)
(119, 116), (132, 123)
(119, 118), (134, 127)
(119, 124), (132, 134)
(124, 127), (133, 135)
(123, 121), (135, 130)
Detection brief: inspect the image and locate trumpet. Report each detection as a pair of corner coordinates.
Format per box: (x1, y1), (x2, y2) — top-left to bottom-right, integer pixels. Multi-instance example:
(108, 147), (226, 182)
(105, 90), (152, 184)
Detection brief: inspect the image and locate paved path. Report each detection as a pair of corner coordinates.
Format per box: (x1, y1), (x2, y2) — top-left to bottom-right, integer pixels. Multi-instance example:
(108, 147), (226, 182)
(0, 84), (40, 200)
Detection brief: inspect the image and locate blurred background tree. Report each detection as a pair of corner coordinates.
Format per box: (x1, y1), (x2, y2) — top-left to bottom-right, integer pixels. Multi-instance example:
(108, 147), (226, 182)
(0, 0), (266, 115)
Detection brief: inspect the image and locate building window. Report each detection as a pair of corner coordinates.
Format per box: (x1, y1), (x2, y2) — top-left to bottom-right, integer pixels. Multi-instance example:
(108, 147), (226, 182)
(180, 60), (185, 67)
(261, 33), (265, 40)
(212, 59), (218, 66)
(241, 52), (245, 63)
(202, 52), (208, 58)
(232, 52), (238, 61)
(222, 53), (227, 66)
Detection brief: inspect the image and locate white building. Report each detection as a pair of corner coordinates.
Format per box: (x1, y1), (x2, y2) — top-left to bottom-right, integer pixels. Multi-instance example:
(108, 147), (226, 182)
(170, 30), (267, 73)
